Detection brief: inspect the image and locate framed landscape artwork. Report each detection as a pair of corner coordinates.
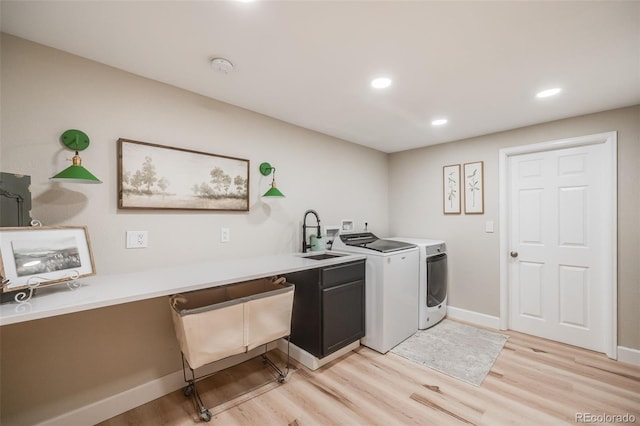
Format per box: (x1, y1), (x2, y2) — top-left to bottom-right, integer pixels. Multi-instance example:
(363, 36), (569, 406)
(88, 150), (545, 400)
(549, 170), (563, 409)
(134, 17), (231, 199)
(443, 164), (461, 214)
(0, 226), (96, 291)
(118, 139), (250, 211)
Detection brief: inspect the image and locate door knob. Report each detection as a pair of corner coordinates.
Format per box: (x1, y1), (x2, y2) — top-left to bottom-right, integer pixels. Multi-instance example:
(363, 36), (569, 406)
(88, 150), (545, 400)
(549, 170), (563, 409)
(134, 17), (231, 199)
(510, 251), (519, 258)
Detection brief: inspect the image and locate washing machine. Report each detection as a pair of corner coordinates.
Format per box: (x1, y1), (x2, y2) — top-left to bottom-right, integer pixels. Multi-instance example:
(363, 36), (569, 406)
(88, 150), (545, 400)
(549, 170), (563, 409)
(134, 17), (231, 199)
(332, 232), (419, 353)
(389, 237), (447, 329)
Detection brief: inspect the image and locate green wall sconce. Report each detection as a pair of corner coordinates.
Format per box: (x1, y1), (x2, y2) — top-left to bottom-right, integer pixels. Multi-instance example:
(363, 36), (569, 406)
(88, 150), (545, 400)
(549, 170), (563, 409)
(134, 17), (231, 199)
(259, 162), (285, 197)
(50, 129), (102, 184)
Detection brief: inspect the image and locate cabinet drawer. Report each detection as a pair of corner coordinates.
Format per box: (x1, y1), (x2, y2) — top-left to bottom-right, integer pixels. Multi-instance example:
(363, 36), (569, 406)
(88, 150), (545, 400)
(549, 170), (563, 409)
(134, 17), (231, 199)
(322, 260), (365, 288)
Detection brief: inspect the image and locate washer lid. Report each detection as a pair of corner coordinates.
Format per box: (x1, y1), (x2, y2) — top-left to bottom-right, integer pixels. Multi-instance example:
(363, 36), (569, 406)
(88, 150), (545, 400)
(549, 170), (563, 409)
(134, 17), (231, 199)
(339, 232), (416, 253)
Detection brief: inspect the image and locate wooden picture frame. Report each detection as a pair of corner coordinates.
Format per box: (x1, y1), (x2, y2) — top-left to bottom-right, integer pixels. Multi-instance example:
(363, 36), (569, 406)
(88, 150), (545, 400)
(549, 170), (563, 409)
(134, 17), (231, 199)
(443, 164), (461, 214)
(464, 161), (484, 214)
(118, 139), (250, 211)
(0, 226), (96, 292)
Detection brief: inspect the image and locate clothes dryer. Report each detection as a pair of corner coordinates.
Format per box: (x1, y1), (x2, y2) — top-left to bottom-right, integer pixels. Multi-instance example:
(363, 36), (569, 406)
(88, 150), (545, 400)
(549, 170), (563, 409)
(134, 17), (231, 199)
(389, 237), (447, 329)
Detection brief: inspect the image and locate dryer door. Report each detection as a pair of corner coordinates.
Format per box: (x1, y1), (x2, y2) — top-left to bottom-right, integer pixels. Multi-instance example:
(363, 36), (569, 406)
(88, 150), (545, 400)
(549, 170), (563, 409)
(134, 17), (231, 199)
(426, 253), (447, 307)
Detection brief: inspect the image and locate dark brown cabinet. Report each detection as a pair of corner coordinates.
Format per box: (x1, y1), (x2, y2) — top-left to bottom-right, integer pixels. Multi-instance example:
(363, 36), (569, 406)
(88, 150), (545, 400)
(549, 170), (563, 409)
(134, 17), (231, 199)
(285, 259), (365, 358)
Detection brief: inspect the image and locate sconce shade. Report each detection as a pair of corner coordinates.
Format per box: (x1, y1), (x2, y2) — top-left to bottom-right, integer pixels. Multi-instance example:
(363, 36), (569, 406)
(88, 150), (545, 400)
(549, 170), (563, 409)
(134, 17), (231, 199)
(51, 162), (102, 183)
(259, 162), (285, 198)
(50, 129), (102, 184)
(263, 184), (285, 198)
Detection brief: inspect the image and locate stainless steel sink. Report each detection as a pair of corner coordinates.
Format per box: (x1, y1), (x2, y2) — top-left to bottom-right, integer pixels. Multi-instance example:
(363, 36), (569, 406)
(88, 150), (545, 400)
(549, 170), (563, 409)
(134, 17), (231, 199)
(300, 253), (347, 260)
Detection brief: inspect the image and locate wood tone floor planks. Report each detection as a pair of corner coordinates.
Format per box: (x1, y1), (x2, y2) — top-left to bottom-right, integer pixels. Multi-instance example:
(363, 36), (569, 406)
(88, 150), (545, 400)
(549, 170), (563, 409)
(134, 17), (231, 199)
(100, 325), (640, 426)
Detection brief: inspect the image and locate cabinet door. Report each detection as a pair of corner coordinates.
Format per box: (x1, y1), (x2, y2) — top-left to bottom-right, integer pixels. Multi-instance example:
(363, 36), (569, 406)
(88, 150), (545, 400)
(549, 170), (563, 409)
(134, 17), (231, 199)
(322, 279), (365, 356)
(284, 268), (323, 357)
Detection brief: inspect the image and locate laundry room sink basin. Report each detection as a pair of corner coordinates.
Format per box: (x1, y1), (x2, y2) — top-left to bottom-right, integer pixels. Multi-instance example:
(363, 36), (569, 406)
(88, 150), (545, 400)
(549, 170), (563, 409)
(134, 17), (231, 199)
(300, 253), (348, 260)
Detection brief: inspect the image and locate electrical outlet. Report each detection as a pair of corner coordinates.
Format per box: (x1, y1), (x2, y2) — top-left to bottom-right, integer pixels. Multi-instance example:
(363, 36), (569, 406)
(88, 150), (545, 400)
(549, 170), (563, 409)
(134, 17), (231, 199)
(126, 231), (148, 249)
(220, 228), (230, 243)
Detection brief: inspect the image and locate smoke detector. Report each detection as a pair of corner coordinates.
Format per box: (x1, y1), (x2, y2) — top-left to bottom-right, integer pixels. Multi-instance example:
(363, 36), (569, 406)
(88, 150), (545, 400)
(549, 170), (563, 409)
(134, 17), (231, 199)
(210, 57), (234, 74)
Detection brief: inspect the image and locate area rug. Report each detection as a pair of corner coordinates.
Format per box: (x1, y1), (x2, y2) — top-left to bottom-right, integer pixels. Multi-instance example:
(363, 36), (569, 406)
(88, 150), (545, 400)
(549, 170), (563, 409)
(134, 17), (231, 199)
(390, 319), (508, 386)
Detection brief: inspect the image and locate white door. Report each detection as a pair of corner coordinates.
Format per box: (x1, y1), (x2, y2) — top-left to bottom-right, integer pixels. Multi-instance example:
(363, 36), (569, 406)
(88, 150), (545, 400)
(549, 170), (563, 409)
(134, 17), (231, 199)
(507, 139), (614, 353)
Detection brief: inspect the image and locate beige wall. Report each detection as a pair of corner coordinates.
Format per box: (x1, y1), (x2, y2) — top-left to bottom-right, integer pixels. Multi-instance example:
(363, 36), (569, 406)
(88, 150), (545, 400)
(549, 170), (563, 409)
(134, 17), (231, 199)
(0, 34), (389, 424)
(0, 35), (389, 273)
(2, 32), (638, 425)
(389, 105), (640, 351)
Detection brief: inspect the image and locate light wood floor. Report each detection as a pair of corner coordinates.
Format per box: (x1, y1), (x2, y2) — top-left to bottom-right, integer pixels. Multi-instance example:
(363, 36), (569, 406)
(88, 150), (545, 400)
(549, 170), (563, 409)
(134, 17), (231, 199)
(100, 325), (640, 425)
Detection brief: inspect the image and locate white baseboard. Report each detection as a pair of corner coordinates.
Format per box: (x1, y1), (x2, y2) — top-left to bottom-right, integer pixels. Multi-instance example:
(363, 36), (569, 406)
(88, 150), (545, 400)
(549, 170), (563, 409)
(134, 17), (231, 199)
(37, 342), (278, 426)
(446, 305), (501, 330)
(447, 306), (640, 367)
(617, 346), (640, 367)
(276, 339), (359, 371)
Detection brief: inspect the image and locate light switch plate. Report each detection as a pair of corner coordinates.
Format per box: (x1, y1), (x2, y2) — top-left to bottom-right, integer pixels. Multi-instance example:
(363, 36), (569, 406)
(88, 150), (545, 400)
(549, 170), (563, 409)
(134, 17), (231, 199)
(485, 221), (494, 233)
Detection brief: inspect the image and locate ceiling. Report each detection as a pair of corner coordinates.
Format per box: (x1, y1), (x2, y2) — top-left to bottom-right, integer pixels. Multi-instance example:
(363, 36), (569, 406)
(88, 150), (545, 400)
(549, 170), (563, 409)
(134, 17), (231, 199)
(1, 1), (639, 153)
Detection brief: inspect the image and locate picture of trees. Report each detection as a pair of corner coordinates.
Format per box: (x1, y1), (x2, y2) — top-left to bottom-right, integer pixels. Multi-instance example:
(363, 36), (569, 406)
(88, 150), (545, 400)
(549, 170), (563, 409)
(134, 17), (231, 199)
(118, 139), (249, 211)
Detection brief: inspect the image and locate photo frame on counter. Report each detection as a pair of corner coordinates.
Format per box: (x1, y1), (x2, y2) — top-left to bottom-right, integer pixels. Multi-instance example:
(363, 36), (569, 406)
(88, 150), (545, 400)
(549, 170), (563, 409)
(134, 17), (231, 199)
(0, 226), (96, 292)
(464, 161), (484, 214)
(118, 138), (250, 211)
(443, 164), (461, 214)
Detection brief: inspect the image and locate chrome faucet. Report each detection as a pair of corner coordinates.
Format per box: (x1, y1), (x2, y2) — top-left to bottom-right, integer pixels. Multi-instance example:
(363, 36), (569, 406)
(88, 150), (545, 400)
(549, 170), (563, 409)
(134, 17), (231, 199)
(302, 209), (321, 253)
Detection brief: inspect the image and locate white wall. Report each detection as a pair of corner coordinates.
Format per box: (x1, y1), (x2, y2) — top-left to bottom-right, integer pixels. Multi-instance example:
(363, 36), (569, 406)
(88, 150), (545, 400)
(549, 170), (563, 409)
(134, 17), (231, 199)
(2, 32), (638, 425)
(0, 34), (388, 425)
(389, 105), (640, 351)
(0, 34), (388, 272)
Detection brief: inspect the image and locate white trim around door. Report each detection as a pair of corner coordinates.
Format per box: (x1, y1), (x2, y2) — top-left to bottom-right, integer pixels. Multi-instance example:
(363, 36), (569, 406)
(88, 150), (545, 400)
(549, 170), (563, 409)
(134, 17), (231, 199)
(498, 131), (617, 359)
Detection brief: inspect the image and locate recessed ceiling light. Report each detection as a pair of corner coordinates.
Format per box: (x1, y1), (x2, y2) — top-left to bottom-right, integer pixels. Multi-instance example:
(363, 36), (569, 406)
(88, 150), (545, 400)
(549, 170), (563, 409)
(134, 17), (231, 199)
(431, 118), (448, 126)
(536, 88), (562, 98)
(371, 77), (392, 89)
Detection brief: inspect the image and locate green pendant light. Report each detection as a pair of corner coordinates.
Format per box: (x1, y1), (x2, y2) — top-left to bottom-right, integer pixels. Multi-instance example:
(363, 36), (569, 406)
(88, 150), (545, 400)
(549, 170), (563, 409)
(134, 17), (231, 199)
(259, 162), (285, 197)
(263, 184), (285, 197)
(50, 129), (102, 184)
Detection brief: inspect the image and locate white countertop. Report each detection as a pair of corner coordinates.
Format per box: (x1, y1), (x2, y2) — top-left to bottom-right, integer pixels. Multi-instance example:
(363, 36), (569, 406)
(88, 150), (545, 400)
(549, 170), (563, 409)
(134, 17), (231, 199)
(0, 252), (365, 326)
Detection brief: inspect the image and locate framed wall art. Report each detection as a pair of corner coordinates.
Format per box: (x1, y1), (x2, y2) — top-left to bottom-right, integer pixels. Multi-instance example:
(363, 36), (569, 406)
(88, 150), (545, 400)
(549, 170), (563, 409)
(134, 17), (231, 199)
(0, 226), (96, 292)
(118, 139), (250, 211)
(443, 164), (461, 214)
(464, 161), (484, 214)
